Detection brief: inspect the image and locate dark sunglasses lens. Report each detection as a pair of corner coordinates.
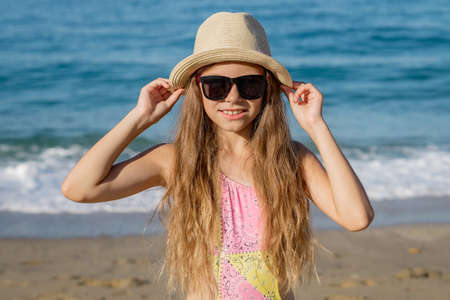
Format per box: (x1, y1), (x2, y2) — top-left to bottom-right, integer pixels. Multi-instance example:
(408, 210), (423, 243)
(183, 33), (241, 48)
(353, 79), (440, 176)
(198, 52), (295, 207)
(237, 76), (266, 99)
(202, 78), (230, 100)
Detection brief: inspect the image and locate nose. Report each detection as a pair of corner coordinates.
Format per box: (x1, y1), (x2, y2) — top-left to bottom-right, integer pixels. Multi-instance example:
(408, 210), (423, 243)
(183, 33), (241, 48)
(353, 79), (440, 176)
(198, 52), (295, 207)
(225, 83), (242, 103)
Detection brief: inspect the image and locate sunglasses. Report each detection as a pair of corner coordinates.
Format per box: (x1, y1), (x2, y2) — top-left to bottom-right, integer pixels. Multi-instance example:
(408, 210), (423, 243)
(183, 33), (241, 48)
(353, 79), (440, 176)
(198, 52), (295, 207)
(196, 74), (267, 100)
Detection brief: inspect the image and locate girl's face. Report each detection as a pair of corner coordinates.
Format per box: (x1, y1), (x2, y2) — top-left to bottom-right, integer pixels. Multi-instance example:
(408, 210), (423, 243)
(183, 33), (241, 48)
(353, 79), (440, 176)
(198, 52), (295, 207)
(198, 62), (266, 137)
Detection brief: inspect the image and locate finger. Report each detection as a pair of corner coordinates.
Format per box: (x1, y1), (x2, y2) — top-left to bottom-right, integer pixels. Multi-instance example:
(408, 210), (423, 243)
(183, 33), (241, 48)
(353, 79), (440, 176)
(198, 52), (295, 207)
(157, 80), (171, 90)
(161, 90), (172, 100)
(299, 82), (319, 94)
(293, 86), (308, 103)
(280, 85), (291, 94)
(292, 81), (305, 88)
(149, 85), (171, 100)
(145, 79), (170, 91)
(294, 91), (302, 104)
(280, 85), (294, 99)
(165, 89), (184, 108)
(155, 77), (170, 85)
(282, 85), (301, 104)
(307, 84), (320, 95)
(155, 84), (171, 93)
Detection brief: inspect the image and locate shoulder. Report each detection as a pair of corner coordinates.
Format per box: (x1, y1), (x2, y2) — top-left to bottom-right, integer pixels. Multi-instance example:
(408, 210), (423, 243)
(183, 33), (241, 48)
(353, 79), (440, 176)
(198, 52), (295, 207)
(151, 142), (175, 156)
(291, 140), (325, 196)
(291, 140), (314, 159)
(291, 140), (323, 172)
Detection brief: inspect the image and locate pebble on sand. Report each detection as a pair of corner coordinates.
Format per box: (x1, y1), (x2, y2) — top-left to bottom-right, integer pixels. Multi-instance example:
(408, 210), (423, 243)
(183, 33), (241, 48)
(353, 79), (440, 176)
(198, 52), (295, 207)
(20, 260), (48, 266)
(330, 278), (378, 288)
(113, 257), (137, 265)
(336, 280), (361, 288)
(78, 277), (150, 288)
(408, 247), (421, 254)
(362, 279), (378, 287)
(395, 267), (443, 279)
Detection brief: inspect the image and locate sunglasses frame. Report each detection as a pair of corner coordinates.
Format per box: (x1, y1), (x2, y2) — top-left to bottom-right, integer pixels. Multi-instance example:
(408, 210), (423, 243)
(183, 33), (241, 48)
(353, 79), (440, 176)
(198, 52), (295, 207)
(196, 73), (267, 101)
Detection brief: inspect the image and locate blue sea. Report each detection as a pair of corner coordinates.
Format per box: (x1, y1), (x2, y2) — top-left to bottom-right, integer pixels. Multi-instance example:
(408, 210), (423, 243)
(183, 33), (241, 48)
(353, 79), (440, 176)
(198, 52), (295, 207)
(1, 0), (449, 237)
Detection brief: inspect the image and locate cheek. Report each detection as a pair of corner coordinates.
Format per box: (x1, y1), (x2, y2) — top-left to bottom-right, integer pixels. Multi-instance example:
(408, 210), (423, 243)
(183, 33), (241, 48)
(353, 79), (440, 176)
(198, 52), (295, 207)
(202, 99), (217, 120)
(251, 100), (263, 116)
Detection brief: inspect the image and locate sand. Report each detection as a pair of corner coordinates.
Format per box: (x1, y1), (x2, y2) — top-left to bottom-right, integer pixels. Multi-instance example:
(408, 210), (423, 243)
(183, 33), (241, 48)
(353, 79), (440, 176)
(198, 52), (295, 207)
(1, 223), (450, 300)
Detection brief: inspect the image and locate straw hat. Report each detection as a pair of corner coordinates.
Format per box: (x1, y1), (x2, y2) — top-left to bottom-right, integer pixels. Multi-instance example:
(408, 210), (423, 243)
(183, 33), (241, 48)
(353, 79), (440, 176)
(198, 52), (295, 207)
(169, 12), (293, 89)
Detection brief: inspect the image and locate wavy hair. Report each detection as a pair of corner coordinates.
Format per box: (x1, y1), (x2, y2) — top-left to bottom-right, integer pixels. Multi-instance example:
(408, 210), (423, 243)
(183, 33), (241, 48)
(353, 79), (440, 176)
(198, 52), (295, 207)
(151, 67), (316, 297)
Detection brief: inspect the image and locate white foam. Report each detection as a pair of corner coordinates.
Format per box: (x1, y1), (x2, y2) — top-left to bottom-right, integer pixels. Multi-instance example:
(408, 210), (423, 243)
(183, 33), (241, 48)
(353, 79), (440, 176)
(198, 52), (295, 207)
(0, 145), (166, 214)
(349, 145), (450, 200)
(0, 144), (449, 214)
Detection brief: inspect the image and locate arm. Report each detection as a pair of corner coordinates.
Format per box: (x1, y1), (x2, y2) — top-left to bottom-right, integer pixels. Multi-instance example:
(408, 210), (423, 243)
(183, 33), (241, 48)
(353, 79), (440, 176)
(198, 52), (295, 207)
(282, 83), (374, 231)
(61, 78), (183, 203)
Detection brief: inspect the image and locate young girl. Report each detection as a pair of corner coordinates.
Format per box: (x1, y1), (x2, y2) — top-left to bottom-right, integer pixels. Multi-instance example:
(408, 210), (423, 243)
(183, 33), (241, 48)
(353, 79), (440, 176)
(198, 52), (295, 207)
(62, 12), (374, 300)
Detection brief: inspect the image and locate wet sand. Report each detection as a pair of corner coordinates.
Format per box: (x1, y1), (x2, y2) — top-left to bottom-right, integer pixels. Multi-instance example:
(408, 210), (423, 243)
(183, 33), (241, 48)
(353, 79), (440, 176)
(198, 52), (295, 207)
(1, 223), (450, 300)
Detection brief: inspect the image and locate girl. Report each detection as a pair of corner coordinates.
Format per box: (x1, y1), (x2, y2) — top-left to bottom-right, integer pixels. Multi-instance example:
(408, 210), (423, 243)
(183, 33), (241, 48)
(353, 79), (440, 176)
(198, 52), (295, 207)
(62, 12), (374, 300)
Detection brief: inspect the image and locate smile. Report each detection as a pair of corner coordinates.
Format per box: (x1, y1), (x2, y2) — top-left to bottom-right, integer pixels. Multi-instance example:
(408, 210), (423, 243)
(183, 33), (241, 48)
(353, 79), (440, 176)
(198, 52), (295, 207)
(219, 110), (247, 119)
(222, 110), (244, 115)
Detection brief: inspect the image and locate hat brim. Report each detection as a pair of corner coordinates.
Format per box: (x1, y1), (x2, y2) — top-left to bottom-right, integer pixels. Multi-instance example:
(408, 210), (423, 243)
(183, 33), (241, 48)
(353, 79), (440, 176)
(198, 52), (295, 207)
(169, 48), (293, 89)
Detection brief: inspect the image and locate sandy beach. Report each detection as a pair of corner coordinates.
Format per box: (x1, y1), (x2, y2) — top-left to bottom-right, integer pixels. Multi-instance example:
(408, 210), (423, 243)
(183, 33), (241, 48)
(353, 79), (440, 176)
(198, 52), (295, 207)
(1, 223), (450, 300)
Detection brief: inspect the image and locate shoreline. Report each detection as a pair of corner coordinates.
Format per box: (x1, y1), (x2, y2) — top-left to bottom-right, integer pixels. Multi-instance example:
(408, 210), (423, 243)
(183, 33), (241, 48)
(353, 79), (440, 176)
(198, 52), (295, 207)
(2, 195), (450, 239)
(2, 223), (450, 300)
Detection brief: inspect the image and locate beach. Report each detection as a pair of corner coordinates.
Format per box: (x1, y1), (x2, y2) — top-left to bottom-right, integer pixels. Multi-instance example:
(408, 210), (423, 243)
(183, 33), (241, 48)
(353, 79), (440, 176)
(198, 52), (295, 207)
(2, 0), (450, 299)
(2, 222), (450, 300)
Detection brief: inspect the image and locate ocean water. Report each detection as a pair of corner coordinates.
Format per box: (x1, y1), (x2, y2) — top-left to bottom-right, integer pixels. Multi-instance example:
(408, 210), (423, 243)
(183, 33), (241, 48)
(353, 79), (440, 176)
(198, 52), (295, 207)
(1, 0), (449, 237)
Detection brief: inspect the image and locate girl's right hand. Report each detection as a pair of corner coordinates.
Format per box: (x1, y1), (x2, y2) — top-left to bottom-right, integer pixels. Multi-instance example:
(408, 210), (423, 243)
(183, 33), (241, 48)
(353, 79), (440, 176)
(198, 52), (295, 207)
(134, 78), (184, 128)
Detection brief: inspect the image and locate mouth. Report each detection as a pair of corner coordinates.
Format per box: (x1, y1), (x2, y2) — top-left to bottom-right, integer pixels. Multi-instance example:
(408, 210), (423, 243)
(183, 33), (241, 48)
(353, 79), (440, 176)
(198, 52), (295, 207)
(220, 109), (246, 115)
(219, 109), (247, 119)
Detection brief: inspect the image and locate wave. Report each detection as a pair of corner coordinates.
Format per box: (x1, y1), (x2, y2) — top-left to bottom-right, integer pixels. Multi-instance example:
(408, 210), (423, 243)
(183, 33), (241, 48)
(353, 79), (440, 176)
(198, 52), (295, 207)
(0, 143), (449, 214)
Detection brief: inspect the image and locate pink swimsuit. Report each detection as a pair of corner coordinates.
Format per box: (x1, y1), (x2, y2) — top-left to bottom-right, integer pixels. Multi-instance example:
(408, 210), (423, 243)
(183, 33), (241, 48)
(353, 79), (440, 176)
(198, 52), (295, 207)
(214, 173), (281, 300)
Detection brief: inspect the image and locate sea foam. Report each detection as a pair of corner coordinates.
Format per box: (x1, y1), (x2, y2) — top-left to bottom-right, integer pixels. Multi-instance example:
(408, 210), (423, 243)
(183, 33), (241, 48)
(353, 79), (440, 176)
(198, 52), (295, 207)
(0, 144), (449, 214)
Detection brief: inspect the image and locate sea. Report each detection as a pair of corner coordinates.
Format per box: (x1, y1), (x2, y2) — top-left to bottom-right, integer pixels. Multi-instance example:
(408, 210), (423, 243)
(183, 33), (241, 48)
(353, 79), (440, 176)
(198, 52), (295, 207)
(1, 0), (449, 238)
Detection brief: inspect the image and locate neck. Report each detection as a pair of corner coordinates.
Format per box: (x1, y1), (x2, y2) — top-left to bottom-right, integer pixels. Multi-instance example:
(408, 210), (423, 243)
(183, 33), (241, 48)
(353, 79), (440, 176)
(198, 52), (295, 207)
(216, 127), (255, 180)
(216, 128), (252, 155)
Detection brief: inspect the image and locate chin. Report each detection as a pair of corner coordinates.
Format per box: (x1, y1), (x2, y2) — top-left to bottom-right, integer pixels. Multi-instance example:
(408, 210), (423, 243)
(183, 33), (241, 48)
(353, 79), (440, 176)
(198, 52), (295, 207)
(215, 121), (253, 134)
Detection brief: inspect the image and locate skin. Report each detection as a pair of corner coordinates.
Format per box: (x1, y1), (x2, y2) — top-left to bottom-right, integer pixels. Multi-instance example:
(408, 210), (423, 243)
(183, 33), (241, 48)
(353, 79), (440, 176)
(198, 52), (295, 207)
(280, 82), (374, 232)
(200, 62), (264, 137)
(61, 61), (374, 298)
(199, 62), (266, 185)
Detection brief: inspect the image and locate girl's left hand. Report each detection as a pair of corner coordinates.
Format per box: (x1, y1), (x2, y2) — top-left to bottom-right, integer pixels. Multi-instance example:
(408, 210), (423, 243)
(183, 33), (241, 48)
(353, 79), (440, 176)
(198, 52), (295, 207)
(281, 81), (324, 134)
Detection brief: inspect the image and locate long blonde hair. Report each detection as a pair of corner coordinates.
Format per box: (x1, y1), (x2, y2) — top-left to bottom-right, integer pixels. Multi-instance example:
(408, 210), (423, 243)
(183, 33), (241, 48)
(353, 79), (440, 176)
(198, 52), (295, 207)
(152, 68), (316, 297)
